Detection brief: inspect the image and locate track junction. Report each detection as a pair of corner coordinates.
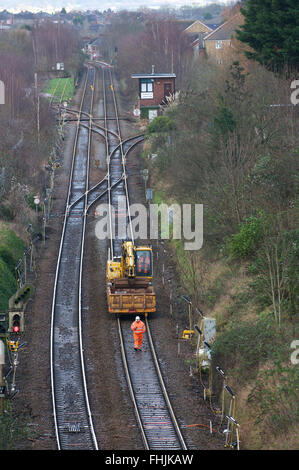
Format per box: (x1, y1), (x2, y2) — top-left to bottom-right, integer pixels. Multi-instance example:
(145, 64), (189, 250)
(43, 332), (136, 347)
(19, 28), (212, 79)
(50, 63), (188, 450)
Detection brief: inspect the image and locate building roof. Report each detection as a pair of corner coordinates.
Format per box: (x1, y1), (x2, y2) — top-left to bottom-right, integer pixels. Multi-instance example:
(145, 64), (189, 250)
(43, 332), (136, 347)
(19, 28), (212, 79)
(131, 73), (176, 79)
(207, 23), (223, 30)
(204, 13), (243, 41)
(0, 10), (12, 19)
(91, 37), (102, 45)
(183, 19), (213, 35)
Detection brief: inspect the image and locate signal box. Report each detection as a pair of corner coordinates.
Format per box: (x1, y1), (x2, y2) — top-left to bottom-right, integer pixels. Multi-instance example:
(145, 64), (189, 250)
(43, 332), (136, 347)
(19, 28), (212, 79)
(131, 65), (176, 121)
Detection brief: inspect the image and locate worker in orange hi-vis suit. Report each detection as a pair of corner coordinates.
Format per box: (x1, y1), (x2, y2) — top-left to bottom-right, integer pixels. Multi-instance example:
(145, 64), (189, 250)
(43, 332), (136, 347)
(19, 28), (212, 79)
(131, 316), (146, 351)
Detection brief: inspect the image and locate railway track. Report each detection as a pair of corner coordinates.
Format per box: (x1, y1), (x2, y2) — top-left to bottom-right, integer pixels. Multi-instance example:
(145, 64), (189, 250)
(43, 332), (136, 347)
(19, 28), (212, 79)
(50, 61), (188, 450)
(102, 64), (188, 450)
(50, 65), (144, 450)
(50, 66), (98, 450)
(49, 77), (68, 107)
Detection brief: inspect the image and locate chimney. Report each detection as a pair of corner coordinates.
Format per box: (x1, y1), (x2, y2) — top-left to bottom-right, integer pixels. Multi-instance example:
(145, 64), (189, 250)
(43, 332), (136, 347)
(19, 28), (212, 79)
(151, 65), (155, 74)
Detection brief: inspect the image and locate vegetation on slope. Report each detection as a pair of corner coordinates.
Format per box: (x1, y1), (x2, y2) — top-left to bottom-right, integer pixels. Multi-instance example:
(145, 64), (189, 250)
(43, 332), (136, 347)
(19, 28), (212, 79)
(143, 59), (298, 448)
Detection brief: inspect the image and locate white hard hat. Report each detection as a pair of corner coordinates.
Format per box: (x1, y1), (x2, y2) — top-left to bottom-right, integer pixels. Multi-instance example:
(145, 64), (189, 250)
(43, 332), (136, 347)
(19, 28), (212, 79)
(135, 316), (140, 321)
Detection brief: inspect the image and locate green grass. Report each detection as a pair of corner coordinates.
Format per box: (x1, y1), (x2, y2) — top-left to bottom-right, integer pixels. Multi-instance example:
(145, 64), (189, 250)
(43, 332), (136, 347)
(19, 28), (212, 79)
(0, 226), (26, 311)
(43, 77), (75, 102)
(0, 226), (25, 261)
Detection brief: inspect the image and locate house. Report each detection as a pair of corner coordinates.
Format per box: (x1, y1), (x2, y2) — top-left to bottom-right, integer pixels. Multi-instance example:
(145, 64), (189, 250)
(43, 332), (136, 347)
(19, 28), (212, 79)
(0, 10), (13, 30)
(131, 66), (176, 120)
(13, 12), (35, 26)
(86, 38), (102, 60)
(203, 13), (244, 66)
(183, 19), (217, 59)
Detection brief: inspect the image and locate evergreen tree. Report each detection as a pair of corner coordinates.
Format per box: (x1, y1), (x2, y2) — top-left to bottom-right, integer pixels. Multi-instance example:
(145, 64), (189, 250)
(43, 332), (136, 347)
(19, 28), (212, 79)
(236, 0), (299, 71)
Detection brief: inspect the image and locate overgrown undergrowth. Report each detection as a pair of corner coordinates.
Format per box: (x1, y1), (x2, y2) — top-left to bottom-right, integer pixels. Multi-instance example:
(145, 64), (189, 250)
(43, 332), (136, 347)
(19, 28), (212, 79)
(143, 60), (299, 449)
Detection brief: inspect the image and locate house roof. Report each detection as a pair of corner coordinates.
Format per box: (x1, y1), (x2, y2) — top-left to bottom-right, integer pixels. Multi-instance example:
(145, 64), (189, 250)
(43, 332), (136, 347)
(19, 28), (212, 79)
(183, 19), (213, 35)
(207, 23), (223, 30)
(131, 73), (176, 79)
(204, 13), (243, 41)
(0, 10), (12, 19)
(91, 38), (102, 45)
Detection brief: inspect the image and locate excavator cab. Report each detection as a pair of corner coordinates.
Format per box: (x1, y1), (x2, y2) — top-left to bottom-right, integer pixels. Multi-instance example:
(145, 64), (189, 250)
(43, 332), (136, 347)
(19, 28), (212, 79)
(135, 247), (152, 279)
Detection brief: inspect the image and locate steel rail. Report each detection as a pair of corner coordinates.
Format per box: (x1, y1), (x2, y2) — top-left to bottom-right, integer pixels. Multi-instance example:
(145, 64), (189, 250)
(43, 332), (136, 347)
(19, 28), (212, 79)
(50, 68), (98, 450)
(103, 65), (188, 450)
(77, 65), (98, 450)
(86, 176), (122, 214)
(117, 316), (189, 450)
(50, 72), (88, 450)
(69, 135), (144, 212)
(117, 317), (150, 449)
(108, 68), (134, 244)
(97, 65), (150, 447)
(59, 79), (68, 106)
(103, 67), (114, 259)
(49, 77), (62, 106)
(53, 106), (90, 117)
(85, 137), (144, 214)
(145, 319), (188, 450)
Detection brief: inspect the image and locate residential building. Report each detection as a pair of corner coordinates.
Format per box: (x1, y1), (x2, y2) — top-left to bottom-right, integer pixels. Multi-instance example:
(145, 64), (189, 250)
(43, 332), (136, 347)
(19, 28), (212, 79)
(86, 38), (102, 60)
(203, 13), (244, 66)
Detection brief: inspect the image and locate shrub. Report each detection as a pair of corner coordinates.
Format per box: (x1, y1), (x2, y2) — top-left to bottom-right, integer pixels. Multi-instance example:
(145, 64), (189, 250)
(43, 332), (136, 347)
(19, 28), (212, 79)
(248, 361), (299, 436)
(146, 115), (176, 134)
(0, 202), (14, 221)
(228, 215), (264, 259)
(24, 193), (42, 212)
(0, 227), (25, 310)
(211, 315), (282, 382)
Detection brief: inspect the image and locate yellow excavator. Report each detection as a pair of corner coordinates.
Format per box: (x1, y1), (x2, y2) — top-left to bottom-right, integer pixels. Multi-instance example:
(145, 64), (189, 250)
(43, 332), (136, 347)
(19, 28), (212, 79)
(106, 240), (156, 316)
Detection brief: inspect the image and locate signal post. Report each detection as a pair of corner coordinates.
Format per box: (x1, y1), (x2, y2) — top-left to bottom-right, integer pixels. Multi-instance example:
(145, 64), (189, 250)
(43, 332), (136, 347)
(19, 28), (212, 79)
(8, 285), (33, 334)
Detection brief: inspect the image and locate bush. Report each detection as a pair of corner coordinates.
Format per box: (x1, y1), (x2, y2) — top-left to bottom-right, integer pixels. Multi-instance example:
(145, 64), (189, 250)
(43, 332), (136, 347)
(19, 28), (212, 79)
(228, 215), (264, 259)
(248, 361), (299, 436)
(24, 193), (42, 212)
(146, 115), (176, 134)
(0, 227), (25, 310)
(212, 315), (282, 382)
(0, 202), (14, 221)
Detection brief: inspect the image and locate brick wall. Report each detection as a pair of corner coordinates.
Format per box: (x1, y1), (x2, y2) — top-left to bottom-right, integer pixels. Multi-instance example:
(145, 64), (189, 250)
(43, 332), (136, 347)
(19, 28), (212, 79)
(205, 39), (246, 66)
(139, 77), (175, 108)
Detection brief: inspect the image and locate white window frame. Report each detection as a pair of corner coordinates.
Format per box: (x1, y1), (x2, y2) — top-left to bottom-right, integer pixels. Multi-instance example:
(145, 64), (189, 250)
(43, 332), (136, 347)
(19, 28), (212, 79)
(141, 81), (153, 93)
(216, 40), (223, 49)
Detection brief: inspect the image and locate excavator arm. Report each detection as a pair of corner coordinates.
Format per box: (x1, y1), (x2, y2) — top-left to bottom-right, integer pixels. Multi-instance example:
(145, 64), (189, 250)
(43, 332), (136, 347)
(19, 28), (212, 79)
(121, 241), (136, 278)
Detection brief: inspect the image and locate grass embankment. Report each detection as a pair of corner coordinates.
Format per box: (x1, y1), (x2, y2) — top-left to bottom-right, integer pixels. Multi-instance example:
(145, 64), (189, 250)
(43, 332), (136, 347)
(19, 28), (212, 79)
(0, 224), (28, 449)
(43, 77), (75, 103)
(0, 225), (25, 311)
(150, 181), (299, 449)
